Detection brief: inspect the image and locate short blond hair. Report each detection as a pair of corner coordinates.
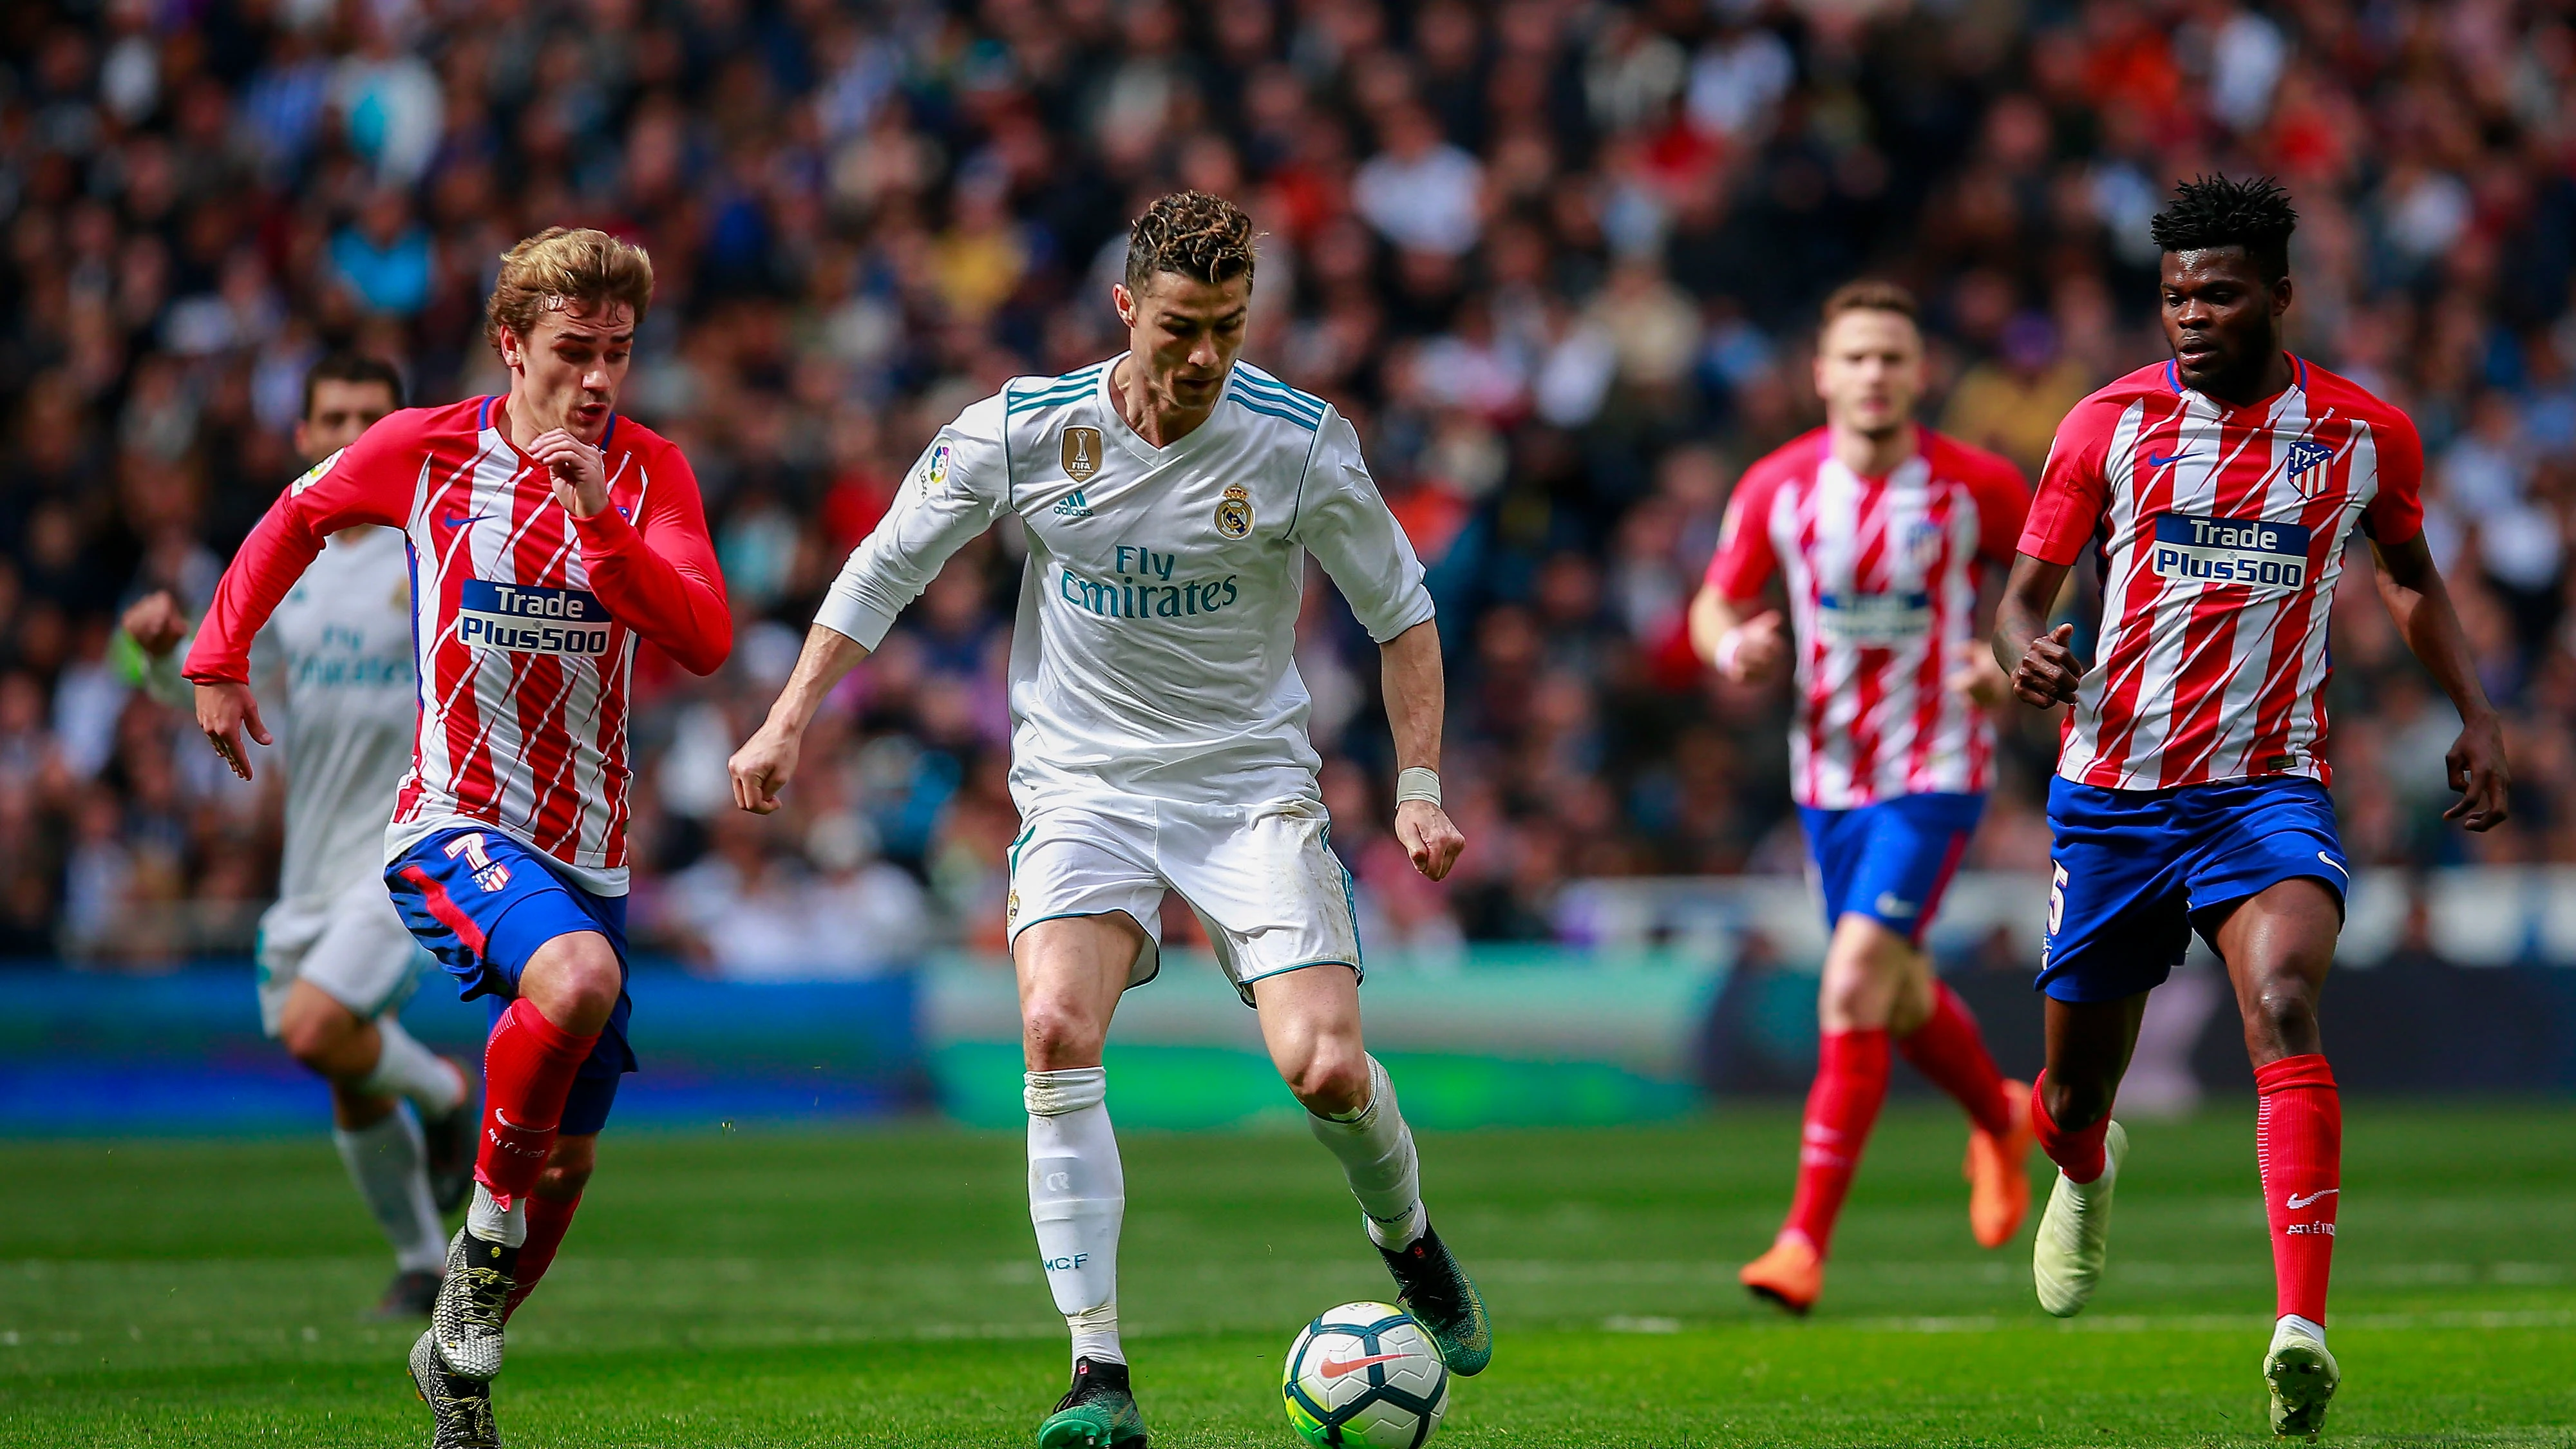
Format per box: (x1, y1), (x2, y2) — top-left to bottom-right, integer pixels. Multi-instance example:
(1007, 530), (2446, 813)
(484, 227), (655, 354)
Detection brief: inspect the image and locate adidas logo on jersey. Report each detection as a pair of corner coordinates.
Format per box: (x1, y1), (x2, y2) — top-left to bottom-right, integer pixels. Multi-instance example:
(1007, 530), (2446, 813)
(1054, 488), (1095, 519)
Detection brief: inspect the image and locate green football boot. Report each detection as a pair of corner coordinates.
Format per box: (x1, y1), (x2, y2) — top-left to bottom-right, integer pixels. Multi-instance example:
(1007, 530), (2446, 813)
(1036, 1356), (1146, 1449)
(1379, 1221), (1492, 1376)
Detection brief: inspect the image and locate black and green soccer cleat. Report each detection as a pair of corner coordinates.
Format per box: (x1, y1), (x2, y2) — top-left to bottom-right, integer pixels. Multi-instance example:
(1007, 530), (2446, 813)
(1379, 1221), (1492, 1376)
(409, 1327), (502, 1448)
(1036, 1356), (1147, 1449)
(430, 1227), (517, 1381)
(420, 1070), (479, 1215)
(370, 1267), (442, 1321)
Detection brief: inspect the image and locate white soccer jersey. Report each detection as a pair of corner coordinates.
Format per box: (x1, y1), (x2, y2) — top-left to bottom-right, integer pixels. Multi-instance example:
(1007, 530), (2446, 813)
(817, 356), (1435, 811)
(151, 528), (419, 906)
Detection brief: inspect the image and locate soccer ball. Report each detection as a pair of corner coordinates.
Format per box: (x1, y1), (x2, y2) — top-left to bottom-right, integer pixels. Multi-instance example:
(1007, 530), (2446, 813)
(1281, 1300), (1449, 1448)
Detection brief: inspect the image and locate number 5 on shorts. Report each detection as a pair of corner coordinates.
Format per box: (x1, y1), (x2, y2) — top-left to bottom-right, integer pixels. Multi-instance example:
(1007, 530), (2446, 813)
(2048, 860), (2069, 936)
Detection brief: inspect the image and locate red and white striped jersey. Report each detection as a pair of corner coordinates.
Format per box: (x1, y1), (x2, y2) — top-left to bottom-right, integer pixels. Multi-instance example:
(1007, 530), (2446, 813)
(185, 397), (730, 894)
(1706, 427), (2031, 810)
(2019, 356), (2423, 791)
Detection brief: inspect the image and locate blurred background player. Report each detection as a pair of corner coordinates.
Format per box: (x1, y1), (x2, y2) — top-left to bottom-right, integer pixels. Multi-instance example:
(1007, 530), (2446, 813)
(120, 354), (477, 1320)
(1691, 281), (2037, 1314)
(1997, 175), (2512, 1439)
(182, 229), (731, 1449)
(728, 191), (1488, 1449)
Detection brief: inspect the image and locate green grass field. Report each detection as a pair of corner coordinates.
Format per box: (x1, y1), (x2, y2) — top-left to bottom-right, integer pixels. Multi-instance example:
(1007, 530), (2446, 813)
(5, 1102), (2571, 1447)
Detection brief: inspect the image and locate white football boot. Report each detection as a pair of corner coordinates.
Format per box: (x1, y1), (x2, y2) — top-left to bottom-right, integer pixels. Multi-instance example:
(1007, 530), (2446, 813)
(2032, 1120), (2127, 1317)
(2265, 1314), (2340, 1440)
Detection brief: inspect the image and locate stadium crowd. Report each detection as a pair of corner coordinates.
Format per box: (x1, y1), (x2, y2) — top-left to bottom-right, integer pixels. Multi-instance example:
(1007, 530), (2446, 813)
(4, 0), (2575, 971)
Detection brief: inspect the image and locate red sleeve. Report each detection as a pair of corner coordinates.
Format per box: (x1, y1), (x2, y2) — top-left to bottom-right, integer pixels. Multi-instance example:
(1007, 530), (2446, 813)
(574, 441), (732, 676)
(181, 422), (415, 684)
(1703, 459), (1785, 600)
(1966, 451), (2033, 565)
(2016, 399), (2119, 565)
(2360, 407), (2425, 545)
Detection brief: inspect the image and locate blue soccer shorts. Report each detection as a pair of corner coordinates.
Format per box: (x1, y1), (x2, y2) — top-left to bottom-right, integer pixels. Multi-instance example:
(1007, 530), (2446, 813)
(1798, 791), (1986, 947)
(2038, 773), (2351, 1004)
(386, 826), (634, 1136)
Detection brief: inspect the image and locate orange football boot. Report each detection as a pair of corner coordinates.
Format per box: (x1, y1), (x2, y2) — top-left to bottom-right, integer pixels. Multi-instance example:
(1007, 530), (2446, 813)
(1965, 1078), (2037, 1248)
(1739, 1234), (1824, 1316)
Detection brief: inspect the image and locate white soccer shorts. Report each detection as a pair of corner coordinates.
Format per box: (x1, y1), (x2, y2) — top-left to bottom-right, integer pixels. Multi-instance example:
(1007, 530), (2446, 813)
(1005, 795), (1363, 1005)
(253, 877), (430, 1036)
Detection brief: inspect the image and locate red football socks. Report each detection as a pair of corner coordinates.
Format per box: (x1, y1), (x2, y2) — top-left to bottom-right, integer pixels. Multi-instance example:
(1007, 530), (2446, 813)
(504, 1191), (582, 1322)
(477, 996), (598, 1205)
(2030, 1072), (2110, 1184)
(1781, 1029), (1892, 1256)
(1896, 983), (2014, 1139)
(2255, 1054), (2341, 1324)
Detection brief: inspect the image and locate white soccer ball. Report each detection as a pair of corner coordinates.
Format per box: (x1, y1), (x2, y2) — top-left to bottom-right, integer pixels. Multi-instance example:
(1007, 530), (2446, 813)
(1281, 1300), (1450, 1448)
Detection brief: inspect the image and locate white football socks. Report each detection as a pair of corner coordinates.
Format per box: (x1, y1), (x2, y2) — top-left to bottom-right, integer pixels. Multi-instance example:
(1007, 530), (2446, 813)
(334, 1110), (447, 1274)
(468, 1180), (528, 1248)
(361, 1019), (468, 1115)
(1307, 1054), (1426, 1250)
(1027, 1066), (1125, 1367)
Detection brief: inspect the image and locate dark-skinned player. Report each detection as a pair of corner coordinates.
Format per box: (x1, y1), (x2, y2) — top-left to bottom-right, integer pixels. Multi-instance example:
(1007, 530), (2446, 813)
(1992, 175), (2510, 1440)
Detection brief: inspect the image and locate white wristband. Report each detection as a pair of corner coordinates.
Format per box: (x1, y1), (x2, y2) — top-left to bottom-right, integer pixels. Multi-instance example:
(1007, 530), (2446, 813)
(1714, 629), (1745, 676)
(1394, 766), (1443, 808)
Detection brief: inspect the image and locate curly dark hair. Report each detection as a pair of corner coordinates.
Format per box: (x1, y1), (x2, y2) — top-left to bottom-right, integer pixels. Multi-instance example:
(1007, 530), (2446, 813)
(2148, 175), (2299, 284)
(1123, 191), (1258, 292)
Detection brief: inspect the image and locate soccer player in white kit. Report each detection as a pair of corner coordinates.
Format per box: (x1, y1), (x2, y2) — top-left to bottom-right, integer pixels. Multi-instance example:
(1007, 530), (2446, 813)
(729, 191), (1490, 1448)
(122, 355), (476, 1318)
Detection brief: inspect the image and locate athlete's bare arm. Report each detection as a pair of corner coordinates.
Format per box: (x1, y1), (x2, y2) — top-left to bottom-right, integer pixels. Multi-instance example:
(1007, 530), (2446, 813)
(728, 622), (873, 814)
(1379, 619), (1464, 880)
(1687, 584), (1786, 685)
(1994, 553), (2080, 709)
(2369, 531), (2510, 831)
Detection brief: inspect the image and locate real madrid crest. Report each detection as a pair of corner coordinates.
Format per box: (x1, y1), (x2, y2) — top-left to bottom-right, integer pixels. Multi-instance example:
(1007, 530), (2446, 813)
(1215, 484), (1254, 540)
(1006, 889), (1020, 923)
(1061, 426), (1103, 484)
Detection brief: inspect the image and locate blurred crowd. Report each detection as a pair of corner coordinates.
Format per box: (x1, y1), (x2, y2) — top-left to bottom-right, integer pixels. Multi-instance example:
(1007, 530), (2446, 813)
(5, 0), (2576, 971)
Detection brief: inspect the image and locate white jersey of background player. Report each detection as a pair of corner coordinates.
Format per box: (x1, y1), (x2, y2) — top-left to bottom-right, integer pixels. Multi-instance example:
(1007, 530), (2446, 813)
(730, 192), (1491, 1445)
(125, 359), (474, 1320)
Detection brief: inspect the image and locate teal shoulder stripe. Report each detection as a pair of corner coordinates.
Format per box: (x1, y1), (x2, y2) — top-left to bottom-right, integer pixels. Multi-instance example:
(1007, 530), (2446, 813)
(1007, 386), (1092, 415)
(1233, 371), (1325, 419)
(1052, 363), (1107, 384)
(1229, 393), (1321, 431)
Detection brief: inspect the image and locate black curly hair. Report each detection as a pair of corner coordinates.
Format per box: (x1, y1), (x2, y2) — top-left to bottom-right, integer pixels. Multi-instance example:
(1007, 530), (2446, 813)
(2148, 175), (2299, 284)
(1124, 191), (1258, 293)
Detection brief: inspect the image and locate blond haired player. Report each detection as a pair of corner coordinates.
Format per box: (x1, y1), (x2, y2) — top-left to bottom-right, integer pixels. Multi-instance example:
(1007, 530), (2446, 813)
(730, 191), (1490, 1448)
(185, 229), (730, 1448)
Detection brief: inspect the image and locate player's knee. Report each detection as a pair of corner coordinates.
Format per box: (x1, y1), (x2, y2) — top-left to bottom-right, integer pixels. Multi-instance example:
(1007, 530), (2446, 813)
(2242, 976), (2320, 1056)
(2043, 1073), (2117, 1133)
(1817, 965), (1889, 1029)
(536, 937), (623, 1023)
(1283, 1043), (1370, 1117)
(1021, 1001), (1106, 1071)
(279, 1010), (354, 1070)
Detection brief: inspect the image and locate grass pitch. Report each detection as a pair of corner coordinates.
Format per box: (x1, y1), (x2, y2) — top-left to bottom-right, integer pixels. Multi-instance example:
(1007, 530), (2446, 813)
(4, 1102), (2571, 1446)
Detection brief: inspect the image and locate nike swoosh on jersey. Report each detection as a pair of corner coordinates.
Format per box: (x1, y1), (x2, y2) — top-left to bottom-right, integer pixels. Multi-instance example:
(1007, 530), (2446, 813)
(442, 511), (493, 529)
(2146, 452), (2199, 468)
(1319, 1352), (1408, 1379)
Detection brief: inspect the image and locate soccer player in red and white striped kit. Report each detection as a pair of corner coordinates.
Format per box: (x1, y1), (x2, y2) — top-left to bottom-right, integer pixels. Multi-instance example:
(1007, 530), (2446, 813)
(187, 229), (730, 1448)
(1691, 281), (2038, 1314)
(1996, 176), (2509, 1438)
